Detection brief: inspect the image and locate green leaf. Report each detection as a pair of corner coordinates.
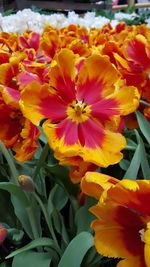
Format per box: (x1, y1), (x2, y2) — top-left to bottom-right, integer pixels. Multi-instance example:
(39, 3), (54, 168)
(123, 144), (141, 179)
(12, 251), (51, 267)
(126, 138), (137, 150)
(0, 262), (7, 267)
(69, 204), (76, 236)
(48, 184), (68, 215)
(51, 209), (69, 245)
(75, 197), (96, 234)
(81, 247), (102, 267)
(0, 183), (36, 237)
(75, 206), (94, 234)
(0, 190), (16, 227)
(44, 247), (59, 266)
(46, 165), (79, 197)
(136, 111), (150, 144)
(38, 126), (47, 144)
(0, 262), (11, 267)
(58, 232), (93, 267)
(11, 196), (34, 239)
(31, 197), (42, 238)
(6, 238), (60, 259)
(0, 183), (41, 239)
(119, 159), (130, 171)
(0, 183), (29, 207)
(137, 135), (150, 179)
(124, 130), (150, 180)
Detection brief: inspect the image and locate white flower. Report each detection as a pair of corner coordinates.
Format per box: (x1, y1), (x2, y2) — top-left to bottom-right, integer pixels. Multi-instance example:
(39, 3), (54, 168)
(91, 16), (110, 28)
(0, 8), (133, 34)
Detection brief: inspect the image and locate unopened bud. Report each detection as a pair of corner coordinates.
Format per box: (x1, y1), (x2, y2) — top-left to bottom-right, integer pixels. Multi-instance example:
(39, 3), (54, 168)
(18, 175), (35, 192)
(0, 224), (7, 244)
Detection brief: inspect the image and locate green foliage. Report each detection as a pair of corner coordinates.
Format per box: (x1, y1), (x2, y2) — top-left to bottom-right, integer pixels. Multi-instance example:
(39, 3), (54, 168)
(1, 108), (150, 265)
(6, 238), (60, 259)
(75, 197), (96, 234)
(12, 252), (51, 267)
(136, 111), (150, 145)
(123, 129), (150, 180)
(58, 232), (93, 267)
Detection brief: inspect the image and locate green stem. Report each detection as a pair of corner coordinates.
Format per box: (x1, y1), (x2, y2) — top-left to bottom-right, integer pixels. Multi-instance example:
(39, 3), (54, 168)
(0, 141), (19, 184)
(32, 143), (49, 181)
(140, 100), (150, 107)
(33, 192), (61, 254)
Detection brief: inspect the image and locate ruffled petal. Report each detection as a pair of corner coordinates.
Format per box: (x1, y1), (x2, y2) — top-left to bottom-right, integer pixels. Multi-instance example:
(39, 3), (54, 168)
(43, 118), (126, 168)
(109, 86), (140, 116)
(49, 49), (76, 103)
(13, 120), (40, 162)
(0, 86), (20, 108)
(117, 257), (146, 267)
(81, 172), (118, 200)
(91, 203), (144, 259)
(20, 81), (67, 125)
(77, 54), (119, 104)
(107, 180), (150, 217)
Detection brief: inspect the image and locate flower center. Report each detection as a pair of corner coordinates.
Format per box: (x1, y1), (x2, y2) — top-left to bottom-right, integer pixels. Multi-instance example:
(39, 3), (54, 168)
(67, 100), (91, 123)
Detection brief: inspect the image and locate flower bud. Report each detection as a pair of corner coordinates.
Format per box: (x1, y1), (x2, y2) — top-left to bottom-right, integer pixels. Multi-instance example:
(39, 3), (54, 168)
(0, 224), (7, 244)
(18, 175), (35, 192)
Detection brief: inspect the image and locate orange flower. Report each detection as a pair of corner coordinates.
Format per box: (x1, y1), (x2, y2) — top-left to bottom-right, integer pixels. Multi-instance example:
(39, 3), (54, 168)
(82, 172), (150, 267)
(19, 31), (40, 51)
(111, 33), (150, 121)
(70, 160), (97, 184)
(20, 49), (139, 168)
(40, 26), (60, 59)
(13, 119), (40, 162)
(0, 224), (7, 244)
(0, 49), (10, 64)
(0, 32), (18, 52)
(114, 34), (150, 90)
(0, 61), (19, 88)
(0, 89), (21, 148)
(0, 85), (40, 161)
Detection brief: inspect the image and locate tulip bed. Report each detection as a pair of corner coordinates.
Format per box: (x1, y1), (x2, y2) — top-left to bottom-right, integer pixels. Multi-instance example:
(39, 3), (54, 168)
(0, 8), (150, 267)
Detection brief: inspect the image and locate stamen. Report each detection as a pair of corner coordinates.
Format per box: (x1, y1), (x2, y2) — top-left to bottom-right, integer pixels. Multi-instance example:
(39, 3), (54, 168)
(139, 228), (145, 242)
(67, 99), (91, 123)
(76, 100), (83, 109)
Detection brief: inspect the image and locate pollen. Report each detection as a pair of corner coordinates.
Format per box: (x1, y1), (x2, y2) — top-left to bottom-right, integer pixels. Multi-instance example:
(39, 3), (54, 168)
(67, 99), (91, 123)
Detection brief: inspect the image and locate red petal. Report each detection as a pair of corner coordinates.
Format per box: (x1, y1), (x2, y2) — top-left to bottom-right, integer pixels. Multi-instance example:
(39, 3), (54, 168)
(56, 118), (78, 145)
(78, 118), (104, 148)
(91, 98), (119, 122)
